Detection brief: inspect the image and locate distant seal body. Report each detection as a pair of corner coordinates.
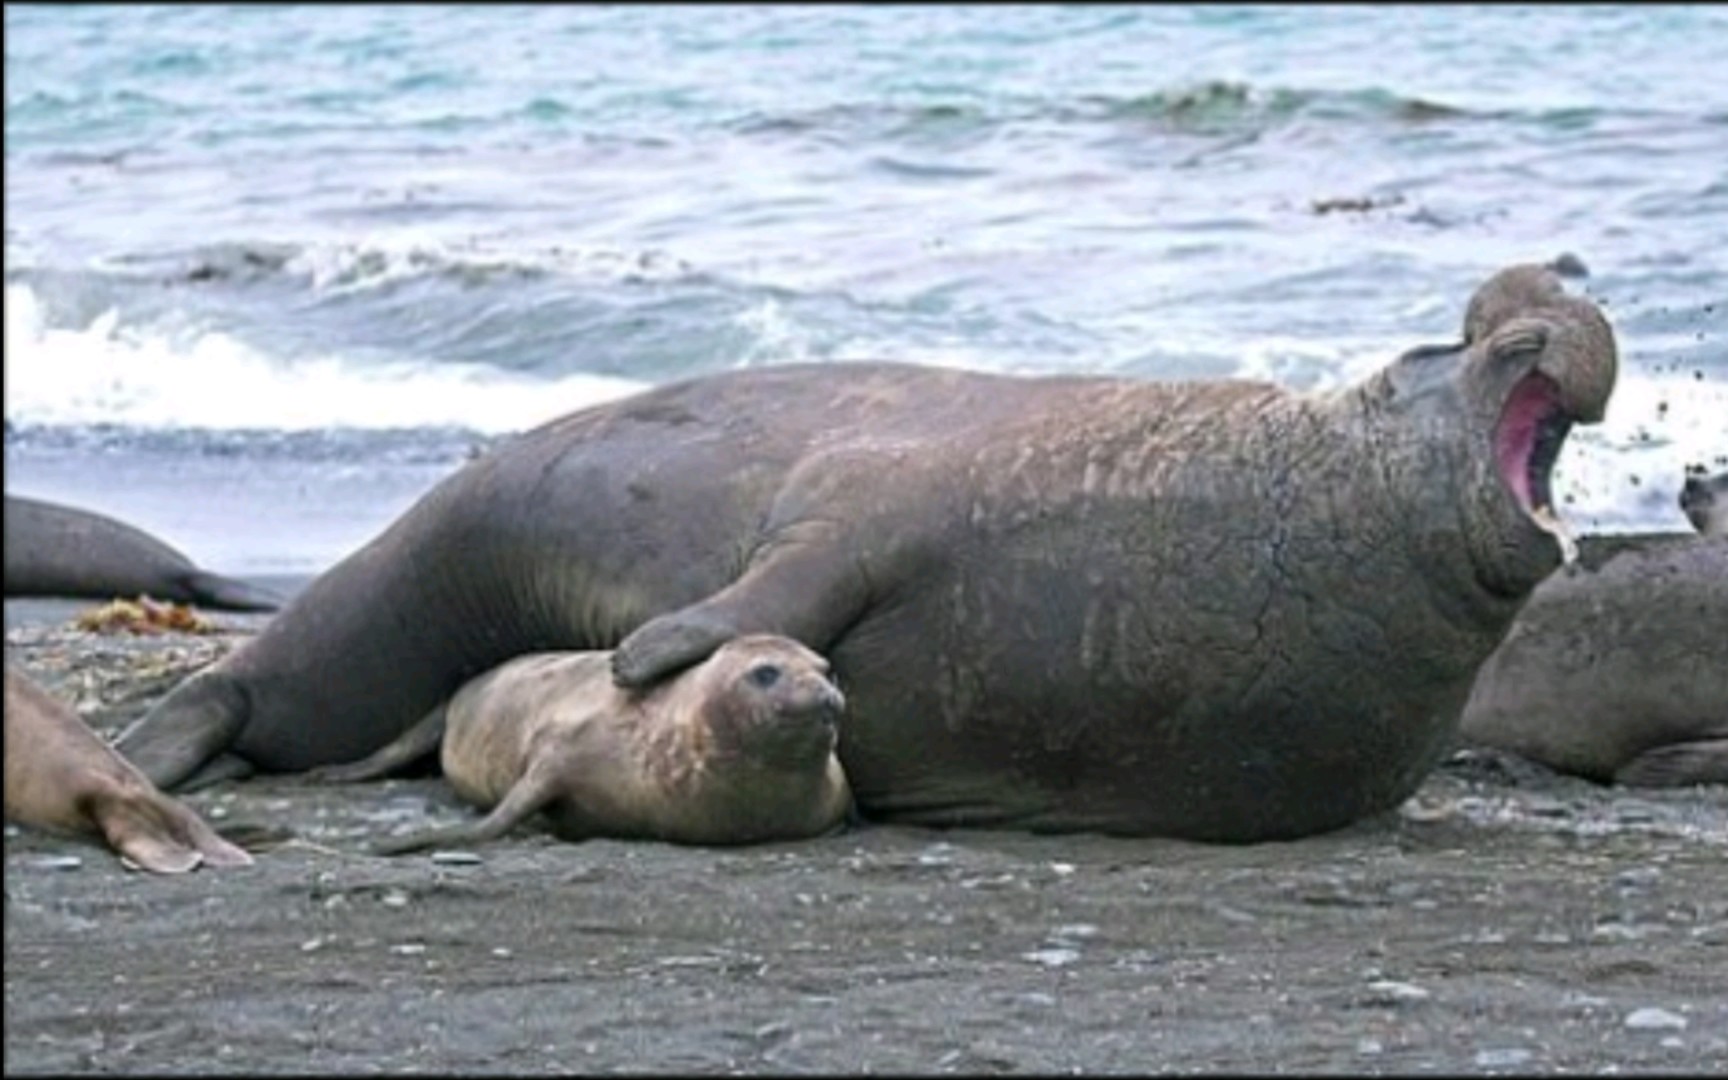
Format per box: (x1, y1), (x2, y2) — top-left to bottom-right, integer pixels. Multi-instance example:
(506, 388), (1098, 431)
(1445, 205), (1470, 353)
(4, 495), (282, 612)
(119, 265), (1617, 842)
(319, 635), (850, 851)
(1460, 483), (1728, 786)
(1680, 468), (1727, 537)
(4, 664), (252, 873)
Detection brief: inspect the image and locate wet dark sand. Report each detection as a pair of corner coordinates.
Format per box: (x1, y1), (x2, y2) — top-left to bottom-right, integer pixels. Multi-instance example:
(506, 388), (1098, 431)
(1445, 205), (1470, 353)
(5, 601), (1725, 1075)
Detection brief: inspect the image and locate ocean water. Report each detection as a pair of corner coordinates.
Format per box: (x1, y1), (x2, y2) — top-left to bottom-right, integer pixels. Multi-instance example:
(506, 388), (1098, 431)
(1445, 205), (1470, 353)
(6, 4), (1725, 575)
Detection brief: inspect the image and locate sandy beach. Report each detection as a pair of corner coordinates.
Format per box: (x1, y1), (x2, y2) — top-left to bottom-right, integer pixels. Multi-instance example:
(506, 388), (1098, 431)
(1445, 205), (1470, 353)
(5, 595), (1725, 1075)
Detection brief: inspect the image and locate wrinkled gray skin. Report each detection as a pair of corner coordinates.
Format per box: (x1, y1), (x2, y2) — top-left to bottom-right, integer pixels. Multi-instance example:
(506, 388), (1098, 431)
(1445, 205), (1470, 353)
(118, 264), (1617, 842)
(4, 495), (282, 612)
(1680, 468), (1726, 537)
(1460, 474), (1728, 787)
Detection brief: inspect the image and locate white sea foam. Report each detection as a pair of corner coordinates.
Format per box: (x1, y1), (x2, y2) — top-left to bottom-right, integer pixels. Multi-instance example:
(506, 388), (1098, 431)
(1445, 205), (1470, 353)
(2, 283), (646, 434)
(283, 234), (697, 295)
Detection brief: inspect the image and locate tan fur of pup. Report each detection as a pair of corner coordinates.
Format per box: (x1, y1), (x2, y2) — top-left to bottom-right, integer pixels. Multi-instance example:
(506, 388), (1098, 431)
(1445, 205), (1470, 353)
(319, 635), (851, 853)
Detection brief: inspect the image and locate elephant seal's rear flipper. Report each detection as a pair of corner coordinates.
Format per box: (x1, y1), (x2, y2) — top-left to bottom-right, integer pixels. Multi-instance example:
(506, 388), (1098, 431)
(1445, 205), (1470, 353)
(114, 671), (250, 791)
(91, 787), (254, 872)
(178, 570), (285, 613)
(1614, 737), (1728, 788)
(5, 664), (252, 873)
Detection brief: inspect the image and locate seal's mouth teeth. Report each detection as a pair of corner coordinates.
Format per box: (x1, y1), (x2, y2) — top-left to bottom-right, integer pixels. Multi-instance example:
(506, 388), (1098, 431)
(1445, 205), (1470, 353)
(1494, 373), (1578, 564)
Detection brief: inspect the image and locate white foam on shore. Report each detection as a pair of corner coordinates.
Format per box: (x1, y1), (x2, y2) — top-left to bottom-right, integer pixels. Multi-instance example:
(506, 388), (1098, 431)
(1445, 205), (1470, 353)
(282, 234), (699, 295)
(2, 283), (645, 434)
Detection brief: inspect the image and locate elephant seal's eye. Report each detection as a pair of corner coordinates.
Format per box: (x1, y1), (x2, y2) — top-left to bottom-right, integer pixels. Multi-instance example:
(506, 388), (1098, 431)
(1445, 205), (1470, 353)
(748, 664), (782, 689)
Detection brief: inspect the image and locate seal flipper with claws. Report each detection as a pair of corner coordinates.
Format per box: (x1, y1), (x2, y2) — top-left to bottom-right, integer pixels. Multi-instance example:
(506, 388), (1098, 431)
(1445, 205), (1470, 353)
(5, 665), (252, 873)
(120, 264), (1616, 842)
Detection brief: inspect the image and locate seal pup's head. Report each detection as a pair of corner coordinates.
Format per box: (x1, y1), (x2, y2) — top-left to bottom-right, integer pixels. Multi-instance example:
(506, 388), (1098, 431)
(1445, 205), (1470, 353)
(1680, 465), (1727, 537)
(685, 634), (846, 770)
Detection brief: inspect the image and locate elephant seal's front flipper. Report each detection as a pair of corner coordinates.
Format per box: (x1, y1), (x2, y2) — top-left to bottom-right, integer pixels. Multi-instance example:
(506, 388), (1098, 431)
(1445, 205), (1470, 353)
(614, 497), (881, 687)
(113, 670), (249, 791)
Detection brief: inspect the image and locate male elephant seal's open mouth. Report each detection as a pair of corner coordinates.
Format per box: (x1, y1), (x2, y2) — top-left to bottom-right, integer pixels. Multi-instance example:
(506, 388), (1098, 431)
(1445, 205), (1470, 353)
(1495, 373), (1578, 562)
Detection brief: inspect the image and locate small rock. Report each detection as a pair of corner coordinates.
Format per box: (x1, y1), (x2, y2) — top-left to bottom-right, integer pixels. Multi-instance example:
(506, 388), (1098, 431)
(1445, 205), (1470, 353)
(1365, 979), (1430, 1005)
(1523, 796), (1571, 818)
(1475, 1047), (1533, 1068)
(1592, 921), (1652, 942)
(1615, 803), (1659, 825)
(916, 843), (955, 867)
(1356, 1038), (1383, 1056)
(381, 890), (410, 908)
(430, 850), (483, 866)
(1047, 862), (1076, 877)
(389, 943), (427, 956)
(1022, 947), (1080, 968)
(492, 947), (512, 958)
(31, 855), (84, 871)
(1624, 1006), (1687, 1031)
(1616, 867), (1660, 889)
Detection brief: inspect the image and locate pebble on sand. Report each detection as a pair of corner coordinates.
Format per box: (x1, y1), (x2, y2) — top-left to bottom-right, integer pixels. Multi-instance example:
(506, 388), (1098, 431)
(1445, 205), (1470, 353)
(1623, 1006), (1688, 1031)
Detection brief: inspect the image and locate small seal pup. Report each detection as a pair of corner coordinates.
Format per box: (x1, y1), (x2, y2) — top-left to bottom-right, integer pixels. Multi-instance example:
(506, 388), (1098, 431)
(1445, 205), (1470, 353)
(1459, 470), (1727, 787)
(5, 494), (282, 611)
(311, 635), (852, 852)
(1680, 466), (1726, 537)
(4, 663), (252, 873)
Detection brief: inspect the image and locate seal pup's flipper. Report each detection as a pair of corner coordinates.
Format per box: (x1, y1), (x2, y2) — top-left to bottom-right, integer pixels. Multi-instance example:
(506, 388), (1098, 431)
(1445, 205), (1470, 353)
(1614, 737), (1728, 788)
(369, 760), (562, 856)
(305, 705), (448, 784)
(113, 671), (250, 791)
(177, 570), (285, 613)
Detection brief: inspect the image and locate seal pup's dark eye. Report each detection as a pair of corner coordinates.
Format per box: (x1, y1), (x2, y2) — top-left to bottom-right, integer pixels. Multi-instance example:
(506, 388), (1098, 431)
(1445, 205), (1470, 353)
(748, 664), (782, 689)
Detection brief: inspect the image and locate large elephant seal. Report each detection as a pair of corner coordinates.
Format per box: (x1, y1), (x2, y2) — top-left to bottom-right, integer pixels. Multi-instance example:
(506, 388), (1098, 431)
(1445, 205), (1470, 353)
(1459, 470), (1728, 787)
(4, 495), (282, 612)
(4, 663), (252, 873)
(117, 264), (1617, 842)
(1680, 467), (1726, 537)
(312, 635), (851, 852)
